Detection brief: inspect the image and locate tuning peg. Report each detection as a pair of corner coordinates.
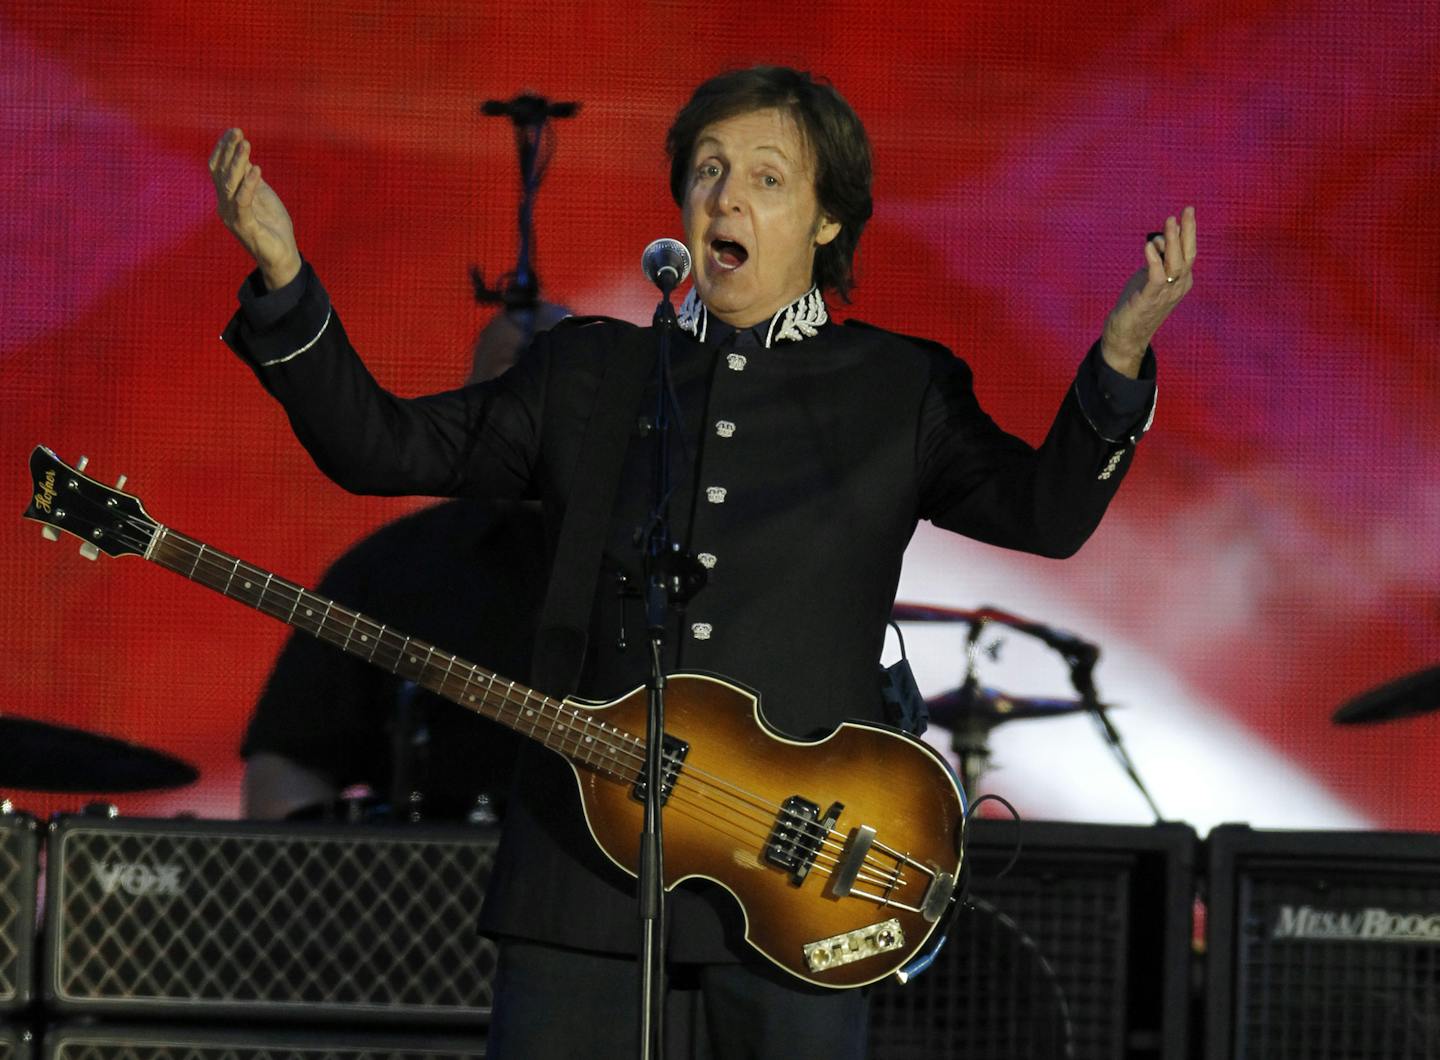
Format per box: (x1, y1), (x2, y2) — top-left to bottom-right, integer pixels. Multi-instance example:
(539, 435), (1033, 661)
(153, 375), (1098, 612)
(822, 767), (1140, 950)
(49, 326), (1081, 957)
(114, 474), (128, 490)
(41, 526), (60, 542)
(79, 541), (100, 561)
(75, 455), (89, 472)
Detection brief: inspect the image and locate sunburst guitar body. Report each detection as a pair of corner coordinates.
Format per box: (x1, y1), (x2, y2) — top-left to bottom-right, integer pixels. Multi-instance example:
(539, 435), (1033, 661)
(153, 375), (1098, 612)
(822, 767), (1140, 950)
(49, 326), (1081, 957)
(23, 445), (965, 987)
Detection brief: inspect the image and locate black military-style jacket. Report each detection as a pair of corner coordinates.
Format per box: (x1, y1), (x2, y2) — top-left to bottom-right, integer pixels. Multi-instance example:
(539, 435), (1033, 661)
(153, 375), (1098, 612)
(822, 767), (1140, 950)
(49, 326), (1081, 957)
(225, 267), (1155, 960)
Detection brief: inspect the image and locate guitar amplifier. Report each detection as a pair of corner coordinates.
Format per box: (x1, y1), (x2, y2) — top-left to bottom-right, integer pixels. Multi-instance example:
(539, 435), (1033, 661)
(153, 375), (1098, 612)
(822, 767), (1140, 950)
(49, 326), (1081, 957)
(0, 815), (39, 1015)
(869, 819), (1196, 1060)
(1204, 824), (1440, 1060)
(42, 1023), (485, 1059)
(43, 817), (500, 1025)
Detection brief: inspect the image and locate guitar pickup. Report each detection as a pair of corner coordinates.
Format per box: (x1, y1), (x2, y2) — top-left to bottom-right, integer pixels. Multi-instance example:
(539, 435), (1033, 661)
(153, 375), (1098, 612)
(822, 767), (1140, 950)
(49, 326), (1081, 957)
(765, 797), (842, 885)
(630, 734), (689, 806)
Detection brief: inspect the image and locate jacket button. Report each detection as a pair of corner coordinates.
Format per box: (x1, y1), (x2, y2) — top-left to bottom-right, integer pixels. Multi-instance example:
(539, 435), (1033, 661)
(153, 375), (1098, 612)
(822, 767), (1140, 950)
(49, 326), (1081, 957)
(706, 486), (727, 504)
(691, 622), (713, 641)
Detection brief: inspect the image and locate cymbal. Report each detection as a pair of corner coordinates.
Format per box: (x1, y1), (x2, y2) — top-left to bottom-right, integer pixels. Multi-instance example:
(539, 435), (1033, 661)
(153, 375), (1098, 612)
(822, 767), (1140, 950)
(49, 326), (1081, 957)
(1332, 664), (1440, 725)
(0, 715), (198, 793)
(925, 685), (1092, 730)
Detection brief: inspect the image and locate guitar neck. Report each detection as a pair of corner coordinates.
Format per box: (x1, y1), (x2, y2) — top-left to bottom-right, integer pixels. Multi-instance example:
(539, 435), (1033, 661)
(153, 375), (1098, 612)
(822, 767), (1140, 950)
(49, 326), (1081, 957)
(146, 525), (621, 771)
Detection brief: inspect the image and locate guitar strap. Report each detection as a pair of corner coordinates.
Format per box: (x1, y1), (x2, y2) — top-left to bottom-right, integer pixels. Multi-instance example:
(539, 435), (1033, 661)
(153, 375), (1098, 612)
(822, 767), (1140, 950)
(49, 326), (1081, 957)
(529, 325), (658, 699)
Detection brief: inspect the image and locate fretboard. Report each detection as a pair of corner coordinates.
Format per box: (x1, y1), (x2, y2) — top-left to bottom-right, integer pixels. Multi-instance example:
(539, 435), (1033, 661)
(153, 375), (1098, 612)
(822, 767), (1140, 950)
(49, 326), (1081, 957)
(146, 525), (634, 778)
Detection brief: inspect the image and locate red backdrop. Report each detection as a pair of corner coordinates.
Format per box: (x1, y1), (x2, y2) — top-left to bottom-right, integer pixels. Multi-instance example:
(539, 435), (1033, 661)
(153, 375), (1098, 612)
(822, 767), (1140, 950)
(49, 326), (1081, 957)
(2, 0), (1437, 831)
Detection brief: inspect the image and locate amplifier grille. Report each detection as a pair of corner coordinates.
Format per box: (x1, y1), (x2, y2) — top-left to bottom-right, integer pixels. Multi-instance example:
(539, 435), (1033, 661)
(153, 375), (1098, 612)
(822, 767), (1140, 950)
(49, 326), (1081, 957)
(0, 816), (38, 1012)
(44, 1024), (484, 1059)
(48, 821), (498, 1023)
(870, 820), (1194, 1060)
(54, 1052), (472, 1060)
(1233, 870), (1440, 1059)
(54, 1051), (476, 1060)
(870, 856), (1129, 1059)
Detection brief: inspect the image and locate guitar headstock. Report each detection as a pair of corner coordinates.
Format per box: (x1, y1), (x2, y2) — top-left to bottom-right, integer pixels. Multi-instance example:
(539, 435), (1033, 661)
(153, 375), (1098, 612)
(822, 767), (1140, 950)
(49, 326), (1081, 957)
(23, 446), (158, 560)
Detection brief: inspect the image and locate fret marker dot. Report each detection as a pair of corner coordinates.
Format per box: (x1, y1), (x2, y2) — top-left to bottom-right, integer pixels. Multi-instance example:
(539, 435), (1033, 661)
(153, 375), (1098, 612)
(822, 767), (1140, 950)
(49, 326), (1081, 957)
(359, 635), (368, 643)
(304, 609), (313, 617)
(527, 709), (535, 717)
(409, 656), (418, 663)
(243, 582), (252, 590)
(469, 695), (476, 702)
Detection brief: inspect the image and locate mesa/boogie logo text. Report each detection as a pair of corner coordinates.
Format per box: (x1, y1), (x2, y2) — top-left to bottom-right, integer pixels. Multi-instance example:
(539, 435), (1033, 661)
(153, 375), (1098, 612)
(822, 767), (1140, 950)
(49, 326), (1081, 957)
(1273, 904), (1440, 943)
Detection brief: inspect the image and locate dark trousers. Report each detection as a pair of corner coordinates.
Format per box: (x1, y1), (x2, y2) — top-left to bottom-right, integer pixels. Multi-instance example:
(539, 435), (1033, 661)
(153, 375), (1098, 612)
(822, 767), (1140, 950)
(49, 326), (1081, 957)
(485, 940), (871, 1060)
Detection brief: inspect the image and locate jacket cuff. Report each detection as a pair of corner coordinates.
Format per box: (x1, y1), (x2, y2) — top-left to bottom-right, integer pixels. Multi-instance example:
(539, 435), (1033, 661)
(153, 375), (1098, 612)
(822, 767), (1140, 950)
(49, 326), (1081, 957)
(1074, 340), (1157, 444)
(221, 260), (334, 367)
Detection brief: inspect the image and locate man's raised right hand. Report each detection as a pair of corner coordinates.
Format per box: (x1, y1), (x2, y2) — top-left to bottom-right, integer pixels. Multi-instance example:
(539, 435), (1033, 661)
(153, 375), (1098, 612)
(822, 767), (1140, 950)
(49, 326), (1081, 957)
(209, 128), (302, 290)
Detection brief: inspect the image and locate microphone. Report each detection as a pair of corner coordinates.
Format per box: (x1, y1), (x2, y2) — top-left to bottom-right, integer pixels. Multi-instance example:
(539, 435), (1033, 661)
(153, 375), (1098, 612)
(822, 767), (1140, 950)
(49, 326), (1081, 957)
(641, 238), (692, 295)
(1035, 624), (1101, 664)
(975, 606), (1100, 664)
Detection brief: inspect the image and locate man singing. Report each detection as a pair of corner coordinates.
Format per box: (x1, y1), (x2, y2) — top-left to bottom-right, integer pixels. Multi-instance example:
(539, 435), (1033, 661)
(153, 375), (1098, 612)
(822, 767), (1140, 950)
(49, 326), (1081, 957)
(211, 65), (1194, 1060)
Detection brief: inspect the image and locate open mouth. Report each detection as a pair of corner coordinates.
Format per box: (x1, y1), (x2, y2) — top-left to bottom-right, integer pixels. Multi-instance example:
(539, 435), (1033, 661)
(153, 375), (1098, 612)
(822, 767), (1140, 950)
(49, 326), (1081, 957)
(710, 238), (749, 270)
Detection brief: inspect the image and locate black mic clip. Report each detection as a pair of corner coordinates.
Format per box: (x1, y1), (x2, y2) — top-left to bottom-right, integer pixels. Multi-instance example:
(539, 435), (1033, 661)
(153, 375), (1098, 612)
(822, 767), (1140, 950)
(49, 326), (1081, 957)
(469, 265), (538, 309)
(651, 542), (708, 607)
(479, 93), (580, 127)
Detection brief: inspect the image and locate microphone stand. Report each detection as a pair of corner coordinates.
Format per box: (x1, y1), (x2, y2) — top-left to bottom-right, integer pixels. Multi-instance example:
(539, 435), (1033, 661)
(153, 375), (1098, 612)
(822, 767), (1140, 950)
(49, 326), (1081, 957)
(1066, 648), (1165, 822)
(638, 272), (683, 1060)
(470, 92), (579, 347)
(974, 605), (1164, 820)
(951, 618), (992, 797)
(388, 680), (425, 823)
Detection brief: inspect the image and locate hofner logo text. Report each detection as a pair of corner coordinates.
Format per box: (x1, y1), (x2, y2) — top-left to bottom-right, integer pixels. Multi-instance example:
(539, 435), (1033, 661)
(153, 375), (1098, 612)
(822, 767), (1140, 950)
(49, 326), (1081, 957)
(1273, 904), (1440, 943)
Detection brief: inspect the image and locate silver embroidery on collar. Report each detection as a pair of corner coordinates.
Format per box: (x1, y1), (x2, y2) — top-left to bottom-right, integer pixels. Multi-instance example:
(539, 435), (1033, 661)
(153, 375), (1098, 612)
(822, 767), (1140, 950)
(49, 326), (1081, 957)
(677, 288), (707, 342)
(766, 287), (828, 346)
(675, 287), (828, 348)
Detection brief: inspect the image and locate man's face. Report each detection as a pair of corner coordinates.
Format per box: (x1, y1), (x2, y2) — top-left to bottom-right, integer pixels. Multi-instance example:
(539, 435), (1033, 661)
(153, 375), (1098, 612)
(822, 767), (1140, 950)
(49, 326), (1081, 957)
(681, 107), (840, 328)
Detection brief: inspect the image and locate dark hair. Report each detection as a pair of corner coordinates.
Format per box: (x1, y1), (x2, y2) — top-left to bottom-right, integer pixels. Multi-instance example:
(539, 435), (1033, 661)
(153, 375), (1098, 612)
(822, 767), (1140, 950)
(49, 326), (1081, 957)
(666, 66), (873, 302)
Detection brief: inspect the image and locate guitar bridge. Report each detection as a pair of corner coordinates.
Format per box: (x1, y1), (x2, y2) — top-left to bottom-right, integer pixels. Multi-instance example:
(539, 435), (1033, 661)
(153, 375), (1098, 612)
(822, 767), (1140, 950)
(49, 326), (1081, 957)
(765, 797), (842, 885)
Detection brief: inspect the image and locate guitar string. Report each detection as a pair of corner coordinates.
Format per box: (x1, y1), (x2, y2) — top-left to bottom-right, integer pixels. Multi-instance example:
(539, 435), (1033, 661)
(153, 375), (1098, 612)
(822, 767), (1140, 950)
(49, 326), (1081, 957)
(71, 506), (913, 897)
(657, 786), (914, 904)
(151, 527), (913, 892)
(653, 793), (916, 906)
(105, 518), (911, 892)
(430, 663), (870, 867)
(156, 531), (848, 846)
(112, 517), (918, 891)
(422, 651), (905, 890)
(518, 701), (907, 892)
